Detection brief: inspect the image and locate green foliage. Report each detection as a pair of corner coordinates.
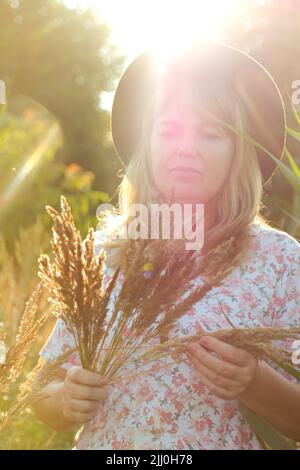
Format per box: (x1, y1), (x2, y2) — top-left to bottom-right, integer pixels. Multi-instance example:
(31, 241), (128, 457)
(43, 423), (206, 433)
(0, 344), (75, 450)
(0, 100), (110, 249)
(0, 0), (124, 194)
(0, 408), (74, 450)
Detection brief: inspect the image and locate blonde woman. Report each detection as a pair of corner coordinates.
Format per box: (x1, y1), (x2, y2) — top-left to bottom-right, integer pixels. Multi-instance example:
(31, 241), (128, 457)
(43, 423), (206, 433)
(34, 42), (300, 450)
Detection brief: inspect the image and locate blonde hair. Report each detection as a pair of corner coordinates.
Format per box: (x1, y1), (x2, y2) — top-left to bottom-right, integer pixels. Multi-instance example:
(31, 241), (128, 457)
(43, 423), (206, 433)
(97, 72), (272, 273)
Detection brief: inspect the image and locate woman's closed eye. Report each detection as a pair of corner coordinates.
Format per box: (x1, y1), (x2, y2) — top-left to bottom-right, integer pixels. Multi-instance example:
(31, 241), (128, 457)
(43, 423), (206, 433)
(159, 130), (222, 140)
(201, 132), (222, 141)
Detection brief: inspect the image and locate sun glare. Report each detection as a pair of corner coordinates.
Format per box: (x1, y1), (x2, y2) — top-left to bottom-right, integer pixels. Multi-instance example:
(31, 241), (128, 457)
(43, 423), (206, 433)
(64, 0), (241, 61)
(63, 0), (242, 110)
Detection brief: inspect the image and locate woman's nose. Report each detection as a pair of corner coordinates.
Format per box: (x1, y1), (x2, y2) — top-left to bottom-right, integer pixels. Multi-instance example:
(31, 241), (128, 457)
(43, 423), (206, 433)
(177, 148), (197, 159)
(177, 129), (198, 159)
(177, 137), (198, 159)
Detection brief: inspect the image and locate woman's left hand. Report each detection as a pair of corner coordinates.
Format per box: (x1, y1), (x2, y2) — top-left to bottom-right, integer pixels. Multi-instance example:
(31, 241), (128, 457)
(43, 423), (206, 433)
(186, 336), (262, 400)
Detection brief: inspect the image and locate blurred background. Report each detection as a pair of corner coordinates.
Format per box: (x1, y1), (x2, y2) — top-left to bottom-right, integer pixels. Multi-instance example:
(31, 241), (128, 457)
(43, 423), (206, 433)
(0, 0), (300, 449)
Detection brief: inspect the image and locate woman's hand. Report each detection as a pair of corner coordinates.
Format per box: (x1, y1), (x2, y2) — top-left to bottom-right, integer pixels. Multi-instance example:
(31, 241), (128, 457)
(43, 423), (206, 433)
(186, 336), (262, 400)
(62, 366), (110, 424)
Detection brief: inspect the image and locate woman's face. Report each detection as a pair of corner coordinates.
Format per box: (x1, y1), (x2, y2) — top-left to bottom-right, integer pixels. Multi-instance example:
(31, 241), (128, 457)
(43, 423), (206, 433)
(149, 91), (234, 204)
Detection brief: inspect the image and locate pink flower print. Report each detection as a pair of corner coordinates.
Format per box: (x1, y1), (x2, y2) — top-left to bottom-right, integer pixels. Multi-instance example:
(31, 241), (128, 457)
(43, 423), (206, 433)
(68, 351), (79, 365)
(268, 303), (278, 322)
(142, 406), (150, 416)
(202, 434), (212, 447)
(183, 433), (199, 448)
(241, 429), (250, 445)
(275, 254), (284, 264)
(254, 273), (265, 284)
(221, 402), (236, 420)
(136, 381), (155, 403)
(146, 415), (155, 426)
(111, 437), (122, 449)
(87, 407), (106, 432)
(204, 417), (213, 428)
(187, 306), (196, 317)
(172, 372), (187, 387)
(253, 239), (261, 250)
(247, 310), (255, 321)
(165, 386), (178, 401)
(273, 295), (285, 308)
(195, 417), (213, 432)
(104, 274), (113, 285)
(171, 397), (184, 413)
(177, 439), (185, 449)
(198, 417), (212, 432)
(115, 438), (134, 450)
(242, 291), (258, 308)
(202, 394), (216, 407)
(227, 277), (243, 288)
(191, 381), (206, 395)
(236, 311), (244, 320)
(268, 244), (282, 256)
(216, 425), (225, 434)
(169, 422), (178, 434)
(247, 265), (256, 273)
(219, 287), (233, 296)
(148, 359), (165, 374)
(193, 320), (204, 334)
(214, 302), (231, 315)
(159, 410), (173, 425)
(115, 380), (131, 395)
(116, 406), (129, 420)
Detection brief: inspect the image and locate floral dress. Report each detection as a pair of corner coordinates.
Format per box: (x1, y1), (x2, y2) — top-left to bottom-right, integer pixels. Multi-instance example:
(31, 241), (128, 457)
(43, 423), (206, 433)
(39, 222), (300, 450)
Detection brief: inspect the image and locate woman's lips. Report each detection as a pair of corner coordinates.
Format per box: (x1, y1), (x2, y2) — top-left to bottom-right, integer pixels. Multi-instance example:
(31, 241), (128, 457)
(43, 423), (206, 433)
(169, 166), (203, 176)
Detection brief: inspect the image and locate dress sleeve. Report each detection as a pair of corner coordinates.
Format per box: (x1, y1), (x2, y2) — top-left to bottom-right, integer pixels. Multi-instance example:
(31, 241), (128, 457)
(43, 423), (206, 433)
(267, 233), (300, 383)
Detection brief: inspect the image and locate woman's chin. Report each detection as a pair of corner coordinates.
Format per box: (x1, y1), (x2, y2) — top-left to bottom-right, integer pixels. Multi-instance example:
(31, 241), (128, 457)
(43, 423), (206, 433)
(163, 191), (205, 205)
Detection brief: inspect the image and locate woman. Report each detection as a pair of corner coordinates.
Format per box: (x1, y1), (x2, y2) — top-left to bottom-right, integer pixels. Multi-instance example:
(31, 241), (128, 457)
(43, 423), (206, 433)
(34, 41), (300, 449)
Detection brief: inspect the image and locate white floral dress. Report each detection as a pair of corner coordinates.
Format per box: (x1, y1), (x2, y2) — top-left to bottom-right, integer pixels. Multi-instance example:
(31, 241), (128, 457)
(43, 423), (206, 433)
(39, 222), (300, 450)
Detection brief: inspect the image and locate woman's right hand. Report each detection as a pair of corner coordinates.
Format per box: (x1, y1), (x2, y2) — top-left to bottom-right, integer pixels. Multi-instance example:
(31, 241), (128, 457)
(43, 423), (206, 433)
(62, 366), (110, 425)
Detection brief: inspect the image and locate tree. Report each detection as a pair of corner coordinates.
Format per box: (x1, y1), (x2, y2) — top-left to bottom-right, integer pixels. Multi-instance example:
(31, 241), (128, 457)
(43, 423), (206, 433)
(0, 0), (125, 195)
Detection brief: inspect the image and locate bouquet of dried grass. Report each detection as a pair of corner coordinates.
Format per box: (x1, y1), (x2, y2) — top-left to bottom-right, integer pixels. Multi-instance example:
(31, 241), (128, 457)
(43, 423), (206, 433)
(137, 326), (300, 378)
(37, 196), (246, 382)
(37, 196), (300, 387)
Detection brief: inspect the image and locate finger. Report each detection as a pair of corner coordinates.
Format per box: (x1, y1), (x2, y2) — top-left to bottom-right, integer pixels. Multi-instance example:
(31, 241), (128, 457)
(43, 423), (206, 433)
(68, 382), (109, 401)
(68, 398), (103, 414)
(198, 336), (249, 366)
(53, 367), (67, 380)
(63, 409), (97, 424)
(190, 364), (239, 400)
(192, 366), (236, 400)
(68, 366), (108, 387)
(188, 352), (242, 390)
(187, 343), (240, 379)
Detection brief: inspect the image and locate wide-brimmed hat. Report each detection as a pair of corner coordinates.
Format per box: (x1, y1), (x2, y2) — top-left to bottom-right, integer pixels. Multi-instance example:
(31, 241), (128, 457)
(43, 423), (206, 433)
(111, 41), (286, 186)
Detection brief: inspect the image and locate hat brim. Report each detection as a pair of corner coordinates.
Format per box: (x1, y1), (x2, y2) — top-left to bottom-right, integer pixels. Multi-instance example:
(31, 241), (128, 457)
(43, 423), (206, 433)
(111, 41), (286, 186)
